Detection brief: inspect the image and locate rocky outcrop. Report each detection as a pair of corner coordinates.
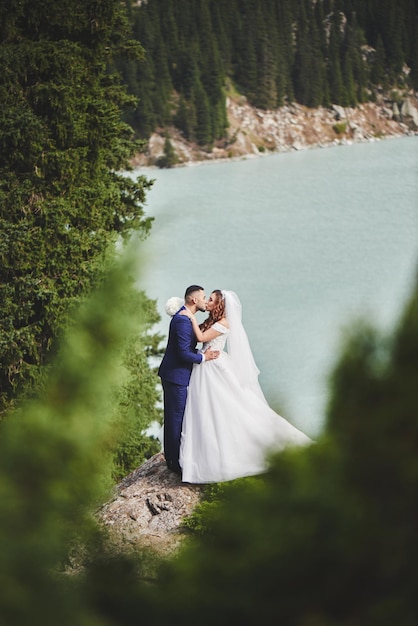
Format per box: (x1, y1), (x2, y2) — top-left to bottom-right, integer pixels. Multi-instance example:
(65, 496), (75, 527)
(401, 97), (418, 127)
(97, 453), (204, 555)
(131, 91), (418, 168)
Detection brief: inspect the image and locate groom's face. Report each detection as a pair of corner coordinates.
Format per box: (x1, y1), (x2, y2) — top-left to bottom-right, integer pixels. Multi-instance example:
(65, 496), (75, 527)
(194, 290), (207, 313)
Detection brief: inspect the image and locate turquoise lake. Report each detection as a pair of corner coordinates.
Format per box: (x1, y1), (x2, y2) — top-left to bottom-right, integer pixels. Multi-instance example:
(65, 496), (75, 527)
(133, 136), (418, 437)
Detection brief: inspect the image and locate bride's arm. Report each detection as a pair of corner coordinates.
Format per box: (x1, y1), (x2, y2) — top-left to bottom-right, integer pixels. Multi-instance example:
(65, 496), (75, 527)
(180, 311), (211, 342)
(180, 311), (225, 342)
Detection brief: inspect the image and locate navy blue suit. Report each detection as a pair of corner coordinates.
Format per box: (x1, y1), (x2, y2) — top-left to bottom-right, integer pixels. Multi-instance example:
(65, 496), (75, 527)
(158, 307), (203, 472)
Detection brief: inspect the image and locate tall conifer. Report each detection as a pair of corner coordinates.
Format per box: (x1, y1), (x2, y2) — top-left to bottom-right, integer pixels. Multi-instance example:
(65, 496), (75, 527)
(327, 7), (346, 104)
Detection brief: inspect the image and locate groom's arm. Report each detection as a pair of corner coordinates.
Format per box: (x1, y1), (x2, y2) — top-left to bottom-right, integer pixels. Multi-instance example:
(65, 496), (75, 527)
(174, 316), (204, 364)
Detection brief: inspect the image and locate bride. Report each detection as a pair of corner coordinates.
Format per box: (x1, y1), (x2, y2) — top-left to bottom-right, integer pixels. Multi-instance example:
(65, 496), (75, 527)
(179, 289), (311, 484)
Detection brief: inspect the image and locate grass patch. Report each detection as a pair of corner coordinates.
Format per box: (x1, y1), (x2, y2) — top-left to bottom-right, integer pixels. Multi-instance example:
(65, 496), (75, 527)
(333, 121), (348, 135)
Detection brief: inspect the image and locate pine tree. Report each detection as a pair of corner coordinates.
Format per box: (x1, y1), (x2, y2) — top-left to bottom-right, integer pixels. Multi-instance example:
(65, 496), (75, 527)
(384, 0), (405, 79)
(293, 0), (325, 107)
(402, 0), (418, 88)
(277, 0), (296, 103)
(327, 7), (346, 104)
(408, 17), (418, 89)
(193, 77), (212, 146)
(156, 133), (178, 169)
(342, 54), (357, 106)
(174, 92), (192, 138)
(371, 34), (387, 87)
(234, 10), (258, 101)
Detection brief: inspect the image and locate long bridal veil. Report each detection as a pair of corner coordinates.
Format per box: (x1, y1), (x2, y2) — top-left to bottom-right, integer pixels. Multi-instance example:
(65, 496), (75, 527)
(222, 290), (268, 404)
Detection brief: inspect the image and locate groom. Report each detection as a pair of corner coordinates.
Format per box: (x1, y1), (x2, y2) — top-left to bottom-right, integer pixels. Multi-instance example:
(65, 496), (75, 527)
(158, 285), (219, 474)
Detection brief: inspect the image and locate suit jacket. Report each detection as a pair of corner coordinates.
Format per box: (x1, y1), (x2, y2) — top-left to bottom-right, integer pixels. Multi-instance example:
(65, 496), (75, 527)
(158, 306), (203, 385)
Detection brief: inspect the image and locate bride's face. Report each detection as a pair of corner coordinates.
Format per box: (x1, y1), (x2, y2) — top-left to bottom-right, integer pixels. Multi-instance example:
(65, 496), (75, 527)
(206, 293), (217, 312)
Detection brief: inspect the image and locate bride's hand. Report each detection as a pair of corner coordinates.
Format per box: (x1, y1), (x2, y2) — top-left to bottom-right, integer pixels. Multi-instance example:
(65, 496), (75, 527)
(180, 310), (194, 320)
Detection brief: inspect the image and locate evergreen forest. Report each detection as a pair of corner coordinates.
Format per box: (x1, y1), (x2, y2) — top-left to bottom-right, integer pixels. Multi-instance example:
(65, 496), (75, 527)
(120, 0), (418, 146)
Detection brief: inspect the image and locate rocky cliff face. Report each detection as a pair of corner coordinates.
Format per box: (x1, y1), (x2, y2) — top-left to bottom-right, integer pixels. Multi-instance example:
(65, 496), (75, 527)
(132, 91), (418, 168)
(98, 453), (204, 555)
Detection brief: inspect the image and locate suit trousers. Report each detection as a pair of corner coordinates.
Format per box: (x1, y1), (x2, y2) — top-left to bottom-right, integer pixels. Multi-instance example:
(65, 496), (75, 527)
(161, 379), (188, 474)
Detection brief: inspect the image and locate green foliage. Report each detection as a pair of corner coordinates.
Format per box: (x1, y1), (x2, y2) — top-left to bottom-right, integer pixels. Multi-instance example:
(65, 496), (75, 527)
(0, 0), (155, 413)
(333, 121), (348, 134)
(0, 255), (158, 626)
(181, 482), (228, 535)
(181, 478), (263, 535)
(111, 284), (163, 481)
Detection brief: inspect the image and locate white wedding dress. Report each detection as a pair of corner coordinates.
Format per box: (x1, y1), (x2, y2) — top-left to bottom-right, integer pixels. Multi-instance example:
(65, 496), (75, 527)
(180, 292), (312, 484)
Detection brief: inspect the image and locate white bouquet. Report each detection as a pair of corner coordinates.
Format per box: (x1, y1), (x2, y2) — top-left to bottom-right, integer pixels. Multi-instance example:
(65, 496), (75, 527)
(165, 296), (184, 316)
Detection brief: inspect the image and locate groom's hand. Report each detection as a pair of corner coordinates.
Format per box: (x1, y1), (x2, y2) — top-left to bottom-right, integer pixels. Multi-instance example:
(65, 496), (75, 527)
(204, 348), (220, 361)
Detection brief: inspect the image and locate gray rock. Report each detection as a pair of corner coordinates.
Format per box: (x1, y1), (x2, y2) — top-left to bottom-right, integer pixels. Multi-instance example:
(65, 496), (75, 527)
(97, 453), (205, 555)
(332, 104), (346, 120)
(401, 98), (418, 127)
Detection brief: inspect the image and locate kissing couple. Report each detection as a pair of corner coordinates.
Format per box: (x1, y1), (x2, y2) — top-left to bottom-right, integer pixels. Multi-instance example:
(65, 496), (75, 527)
(158, 285), (311, 484)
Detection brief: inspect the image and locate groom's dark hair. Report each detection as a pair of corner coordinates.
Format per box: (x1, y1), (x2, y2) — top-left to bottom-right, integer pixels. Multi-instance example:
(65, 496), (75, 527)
(185, 284), (204, 300)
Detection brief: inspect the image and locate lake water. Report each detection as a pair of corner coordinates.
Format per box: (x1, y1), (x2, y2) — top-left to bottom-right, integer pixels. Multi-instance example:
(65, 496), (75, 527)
(133, 137), (418, 438)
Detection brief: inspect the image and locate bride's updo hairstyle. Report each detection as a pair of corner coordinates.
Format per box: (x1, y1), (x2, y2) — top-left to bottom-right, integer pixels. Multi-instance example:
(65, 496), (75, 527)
(200, 289), (225, 331)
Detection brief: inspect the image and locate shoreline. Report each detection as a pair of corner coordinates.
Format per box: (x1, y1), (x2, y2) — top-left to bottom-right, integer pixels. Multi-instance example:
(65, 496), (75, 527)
(131, 92), (418, 170)
(135, 131), (416, 172)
